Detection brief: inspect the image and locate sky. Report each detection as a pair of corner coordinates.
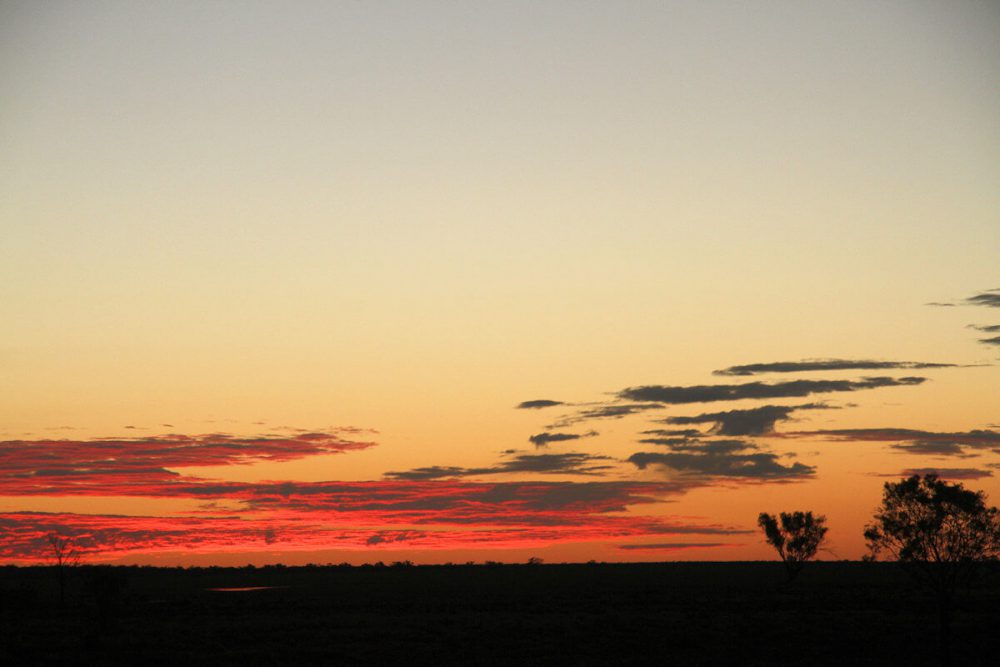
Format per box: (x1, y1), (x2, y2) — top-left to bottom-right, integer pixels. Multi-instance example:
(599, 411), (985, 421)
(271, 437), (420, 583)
(1, 1), (998, 565)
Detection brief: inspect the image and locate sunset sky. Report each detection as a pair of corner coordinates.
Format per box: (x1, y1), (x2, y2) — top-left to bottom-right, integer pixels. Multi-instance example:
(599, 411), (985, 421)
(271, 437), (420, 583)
(2, 1), (998, 565)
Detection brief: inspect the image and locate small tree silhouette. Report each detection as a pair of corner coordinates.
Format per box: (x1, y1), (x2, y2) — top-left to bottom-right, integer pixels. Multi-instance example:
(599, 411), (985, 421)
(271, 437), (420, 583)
(47, 533), (82, 605)
(864, 474), (1000, 665)
(757, 511), (828, 582)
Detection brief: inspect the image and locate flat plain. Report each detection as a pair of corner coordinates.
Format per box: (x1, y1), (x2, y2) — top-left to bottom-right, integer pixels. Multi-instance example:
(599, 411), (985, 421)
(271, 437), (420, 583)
(1, 562), (998, 666)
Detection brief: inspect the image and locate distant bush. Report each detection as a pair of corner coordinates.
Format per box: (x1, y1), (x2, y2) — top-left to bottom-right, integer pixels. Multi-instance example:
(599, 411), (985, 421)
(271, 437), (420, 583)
(757, 511), (828, 582)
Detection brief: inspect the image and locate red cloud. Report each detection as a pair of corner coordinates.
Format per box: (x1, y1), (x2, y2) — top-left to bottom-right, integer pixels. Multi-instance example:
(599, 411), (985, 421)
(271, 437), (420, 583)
(0, 476), (699, 529)
(0, 432), (374, 495)
(0, 432), (752, 562)
(0, 510), (748, 562)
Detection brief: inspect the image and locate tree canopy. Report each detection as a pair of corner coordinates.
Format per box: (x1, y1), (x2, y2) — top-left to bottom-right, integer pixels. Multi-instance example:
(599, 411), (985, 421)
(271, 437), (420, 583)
(864, 474), (1000, 664)
(864, 474), (1000, 590)
(757, 511), (828, 581)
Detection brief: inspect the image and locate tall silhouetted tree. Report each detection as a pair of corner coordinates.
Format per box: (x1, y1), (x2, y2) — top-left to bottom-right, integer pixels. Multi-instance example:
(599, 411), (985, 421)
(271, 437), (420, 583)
(864, 474), (1000, 665)
(757, 511), (828, 582)
(47, 533), (82, 605)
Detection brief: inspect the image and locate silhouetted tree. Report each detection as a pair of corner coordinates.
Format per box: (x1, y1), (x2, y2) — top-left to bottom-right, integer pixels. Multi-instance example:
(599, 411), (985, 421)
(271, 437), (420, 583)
(47, 533), (82, 605)
(757, 511), (828, 582)
(864, 474), (1000, 665)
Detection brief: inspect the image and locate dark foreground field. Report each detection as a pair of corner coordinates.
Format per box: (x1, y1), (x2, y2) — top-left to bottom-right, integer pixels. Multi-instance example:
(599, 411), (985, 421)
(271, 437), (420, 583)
(1, 562), (998, 666)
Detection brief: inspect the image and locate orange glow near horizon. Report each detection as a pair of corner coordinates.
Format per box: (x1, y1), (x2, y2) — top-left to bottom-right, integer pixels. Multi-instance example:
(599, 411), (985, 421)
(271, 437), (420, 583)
(2, 2), (999, 565)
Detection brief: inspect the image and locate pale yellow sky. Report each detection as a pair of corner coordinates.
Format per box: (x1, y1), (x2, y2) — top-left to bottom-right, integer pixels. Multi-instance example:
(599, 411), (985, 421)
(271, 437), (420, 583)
(1, 1), (998, 563)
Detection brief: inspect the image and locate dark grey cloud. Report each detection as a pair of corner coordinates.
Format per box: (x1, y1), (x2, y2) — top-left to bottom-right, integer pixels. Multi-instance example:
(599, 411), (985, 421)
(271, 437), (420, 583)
(366, 530), (421, 545)
(244, 479), (695, 518)
(930, 289), (1000, 308)
(666, 439), (757, 455)
(385, 452), (614, 481)
(637, 429), (704, 447)
(968, 323), (1000, 346)
(628, 438), (814, 480)
(967, 290), (1000, 308)
(660, 403), (833, 436)
(468, 481), (690, 514)
(528, 430), (597, 448)
(872, 468), (993, 480)
(383, 466), (469, 481)
(516, 400), (564, 409)
(894, 441), (974, 458)
(629, 449), (814, 480)
(619, 376), (925, 405)
(548, 403), (665, 428)
(617, 542), (734, 551)
(782, 428), (1000, 458)
(714, 359), (957, 376)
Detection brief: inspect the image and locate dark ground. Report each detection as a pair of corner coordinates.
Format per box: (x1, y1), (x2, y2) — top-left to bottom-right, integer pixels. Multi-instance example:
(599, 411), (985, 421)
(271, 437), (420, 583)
(1, 561), (998, 666)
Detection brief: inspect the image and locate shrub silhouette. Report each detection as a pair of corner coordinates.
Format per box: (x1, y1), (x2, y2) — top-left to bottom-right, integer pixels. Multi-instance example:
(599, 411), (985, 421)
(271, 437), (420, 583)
(864, 474), (1000, 665)
(757, 511), (828, 582)
(47, 533), (82, 605)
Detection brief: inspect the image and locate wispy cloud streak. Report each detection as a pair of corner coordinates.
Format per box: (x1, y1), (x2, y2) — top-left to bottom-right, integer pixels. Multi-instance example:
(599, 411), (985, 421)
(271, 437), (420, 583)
(516, 400), (564, 409)
(619, 376), (925, 404)
(967, 290), (1000, 308)
(871, 467), (993, 480)
(528, 431), (598, 448)
(547, 404), (664, 428)
(780, 428), (1000, 458)
(384, 452), (614, 480)
(616, 542), (739, 551)
(714, 359), (956, 376)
